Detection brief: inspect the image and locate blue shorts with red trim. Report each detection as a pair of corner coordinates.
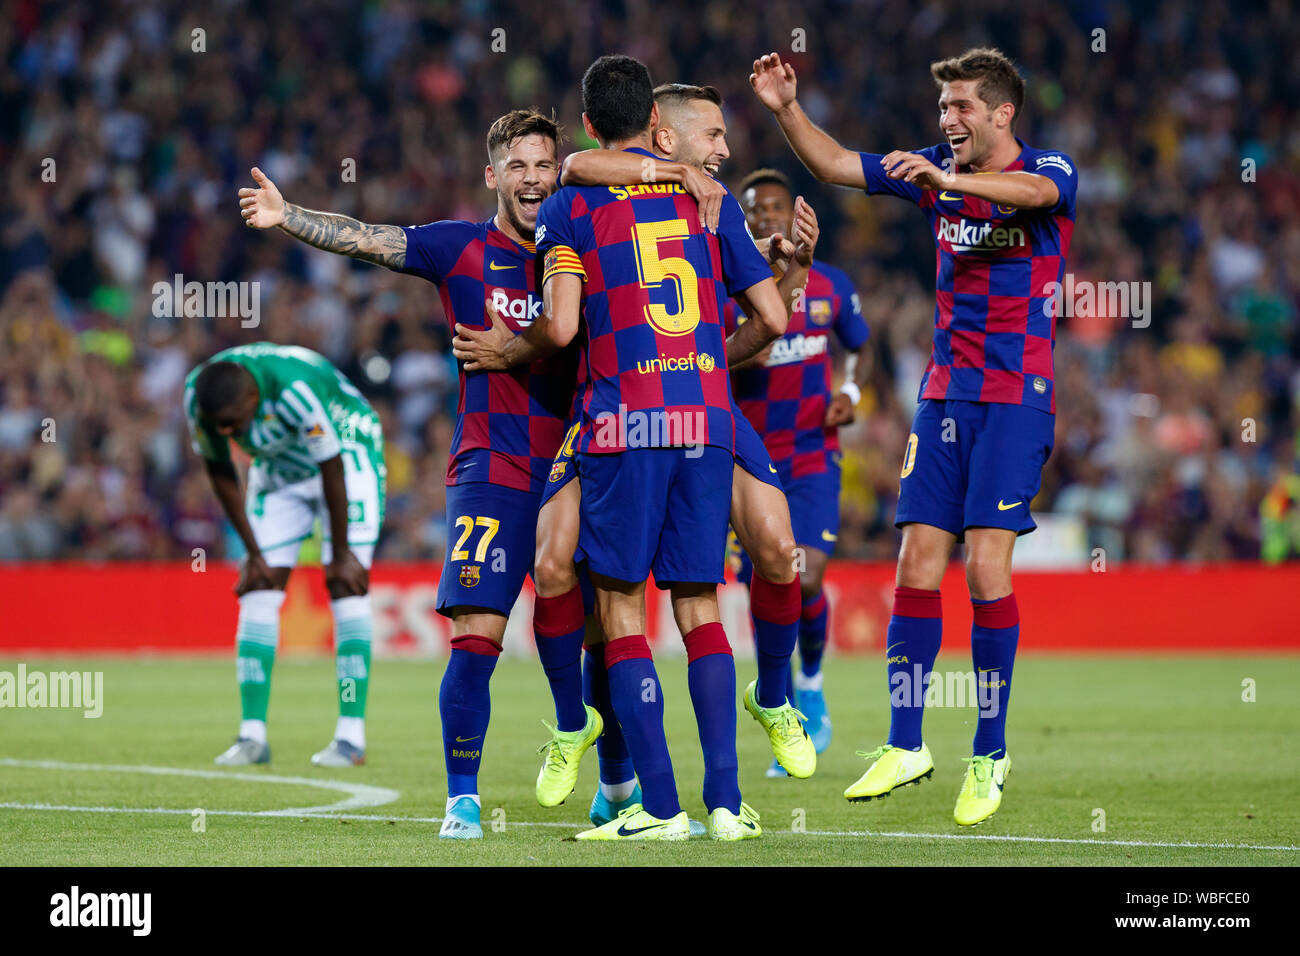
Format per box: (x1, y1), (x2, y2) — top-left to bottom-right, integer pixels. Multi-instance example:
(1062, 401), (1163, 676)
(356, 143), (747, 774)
(895, 399), (1054, 541)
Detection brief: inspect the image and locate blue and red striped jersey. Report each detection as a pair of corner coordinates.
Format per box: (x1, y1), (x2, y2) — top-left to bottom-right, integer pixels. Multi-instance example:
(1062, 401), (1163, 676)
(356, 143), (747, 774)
(535, 148), (771, 454)
(400, 218), (578, 493)
(860, 140), (1077, 414)
(725, 260), (869, 482)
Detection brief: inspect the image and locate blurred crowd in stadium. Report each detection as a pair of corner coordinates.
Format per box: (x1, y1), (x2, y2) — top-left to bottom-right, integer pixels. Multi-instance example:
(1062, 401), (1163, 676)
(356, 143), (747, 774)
(2, 0), (1299, 564)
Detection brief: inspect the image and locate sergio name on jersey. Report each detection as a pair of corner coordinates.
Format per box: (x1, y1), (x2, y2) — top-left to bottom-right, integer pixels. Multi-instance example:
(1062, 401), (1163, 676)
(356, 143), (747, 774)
(533, 147), (772, 455)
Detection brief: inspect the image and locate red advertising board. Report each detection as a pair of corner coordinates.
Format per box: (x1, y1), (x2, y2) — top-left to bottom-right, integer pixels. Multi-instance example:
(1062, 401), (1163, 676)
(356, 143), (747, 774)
(2, 562), (1296, 655)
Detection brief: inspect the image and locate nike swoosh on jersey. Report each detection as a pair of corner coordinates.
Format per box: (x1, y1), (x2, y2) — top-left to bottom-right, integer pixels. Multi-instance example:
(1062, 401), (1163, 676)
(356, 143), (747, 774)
(768, 463), (777, 473)
(455, 735), (481, 743)
(997, 499), (1022, 511)
(821, 530), (838, 542)
(885, 643), (903, 654)
(939, 191), (963, 201)
(488, 261), (515, 271)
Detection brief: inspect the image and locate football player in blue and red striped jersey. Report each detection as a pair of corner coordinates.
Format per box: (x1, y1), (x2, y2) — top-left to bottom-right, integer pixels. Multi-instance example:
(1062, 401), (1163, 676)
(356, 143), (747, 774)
(727, 166), (874, 762)
(239, 110), (601, 839)
(752, 47), (1078, 825)
(458, 56), (792, 840)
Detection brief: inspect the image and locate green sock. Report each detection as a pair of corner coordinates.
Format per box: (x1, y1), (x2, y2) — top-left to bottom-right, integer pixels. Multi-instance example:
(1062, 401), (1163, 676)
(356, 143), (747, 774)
(333, 596), (372, 720)
(235, 590), (285, 725)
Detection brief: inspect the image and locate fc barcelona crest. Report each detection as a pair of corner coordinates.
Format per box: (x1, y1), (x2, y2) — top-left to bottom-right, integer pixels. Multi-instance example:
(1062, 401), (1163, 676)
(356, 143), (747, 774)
(459, 565), (481, 587)
(549, 460), (567, 482)
(810, 299), (832, 326)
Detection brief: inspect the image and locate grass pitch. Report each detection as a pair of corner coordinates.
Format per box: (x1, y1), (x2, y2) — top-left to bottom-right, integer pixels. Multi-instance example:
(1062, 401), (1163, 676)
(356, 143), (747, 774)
(1, 653), (1297, 866)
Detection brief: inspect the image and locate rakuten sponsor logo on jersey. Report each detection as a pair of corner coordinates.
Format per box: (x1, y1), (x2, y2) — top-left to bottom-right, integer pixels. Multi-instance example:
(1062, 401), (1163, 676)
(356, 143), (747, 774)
(490, 288), (543, 325)
(936, 217), (1027, 254)
(764, 333), (828, 367)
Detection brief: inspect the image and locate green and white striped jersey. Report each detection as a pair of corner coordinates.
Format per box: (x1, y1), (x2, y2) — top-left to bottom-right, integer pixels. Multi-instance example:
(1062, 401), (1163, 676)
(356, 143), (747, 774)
(184, 343), (384, 490)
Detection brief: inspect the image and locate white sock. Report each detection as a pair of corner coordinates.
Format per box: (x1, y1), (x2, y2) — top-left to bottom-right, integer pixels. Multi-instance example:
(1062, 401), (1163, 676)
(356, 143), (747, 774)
(447, 794), (481, 812)
(335, 716), (365, 749)
(239, 719), (268, 743)
(794, 670), (824, 692)
(600, 777), (638, 802)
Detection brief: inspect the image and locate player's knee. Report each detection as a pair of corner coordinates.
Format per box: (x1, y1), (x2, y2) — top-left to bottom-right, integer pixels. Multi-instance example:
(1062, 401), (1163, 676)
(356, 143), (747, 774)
(754, 533), (798, 584)
(896, 547), (944, 591)
(965, 556), (1011, 601)
(800, 562), (826, 597)
(533, 549), (577, 597)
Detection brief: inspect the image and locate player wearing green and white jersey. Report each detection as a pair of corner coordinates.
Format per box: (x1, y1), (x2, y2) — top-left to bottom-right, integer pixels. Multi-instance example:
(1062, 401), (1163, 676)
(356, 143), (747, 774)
(184, 343), (387, 768)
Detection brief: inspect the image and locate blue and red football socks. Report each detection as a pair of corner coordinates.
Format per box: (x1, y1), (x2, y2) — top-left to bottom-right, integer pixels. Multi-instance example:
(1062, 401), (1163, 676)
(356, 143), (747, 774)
(533, 586), (587, 732)
(970, 593), (1019, 760)
(798, 590), (829, 677)
(750, 574), (801, 708)
(583, 641), (633, 788)
(440, 634), (500, 798)
(885, 587), (942, 751)
(604, 635), (680, 819)
(683, 622), (741, 815)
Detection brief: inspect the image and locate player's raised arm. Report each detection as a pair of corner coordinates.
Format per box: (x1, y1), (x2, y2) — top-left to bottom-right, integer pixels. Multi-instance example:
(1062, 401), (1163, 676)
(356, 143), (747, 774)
(561, 150), (725, 232)
(750, 53), (865, 189)
(238, 167), (408, 269)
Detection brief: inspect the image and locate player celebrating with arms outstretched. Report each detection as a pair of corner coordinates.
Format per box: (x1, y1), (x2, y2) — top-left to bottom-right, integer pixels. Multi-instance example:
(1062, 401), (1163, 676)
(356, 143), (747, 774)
(752, 48), (1077, 825)
(239, 110), (597, 840)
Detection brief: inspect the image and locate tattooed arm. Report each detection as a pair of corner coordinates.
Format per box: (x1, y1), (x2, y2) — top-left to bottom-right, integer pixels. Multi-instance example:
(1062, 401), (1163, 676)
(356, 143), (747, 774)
(238, 166), (407, 269)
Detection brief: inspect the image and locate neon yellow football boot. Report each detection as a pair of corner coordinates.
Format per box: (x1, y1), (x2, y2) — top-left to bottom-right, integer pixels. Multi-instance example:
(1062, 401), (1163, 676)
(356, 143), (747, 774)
(574, 803), (691, 841)
(535, 704), (603, 807)
(743, 680), (816, 778)
(953, 753), (1010, 826)
(843, 743), (935, 801)
(707, 802), (762, 841)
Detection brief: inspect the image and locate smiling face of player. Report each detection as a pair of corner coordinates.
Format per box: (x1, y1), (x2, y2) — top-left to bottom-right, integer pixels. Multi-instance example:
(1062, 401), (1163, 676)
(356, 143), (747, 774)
(938, 78), (1015, 171)
(485, 132), (559, 242)
(740, 181), (793, 243)
(655, 99), (730, 175)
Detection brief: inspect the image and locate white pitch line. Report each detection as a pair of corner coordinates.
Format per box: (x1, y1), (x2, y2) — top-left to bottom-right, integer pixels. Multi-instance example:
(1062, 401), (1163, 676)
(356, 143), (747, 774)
(0, 757), (400, 815)
(3, 759), (1294, 851)
(790, 828), (1300, 852)
(2, 801), (1295, 851)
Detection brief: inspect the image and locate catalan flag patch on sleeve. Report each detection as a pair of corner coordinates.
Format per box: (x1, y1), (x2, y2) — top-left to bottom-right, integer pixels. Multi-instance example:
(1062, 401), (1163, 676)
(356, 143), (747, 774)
(543, 245), (586, 283)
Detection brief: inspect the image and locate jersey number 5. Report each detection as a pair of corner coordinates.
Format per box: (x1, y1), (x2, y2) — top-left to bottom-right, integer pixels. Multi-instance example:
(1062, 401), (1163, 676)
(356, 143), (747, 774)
(451, 515), (501, 562)
(632, 219), (701, 337)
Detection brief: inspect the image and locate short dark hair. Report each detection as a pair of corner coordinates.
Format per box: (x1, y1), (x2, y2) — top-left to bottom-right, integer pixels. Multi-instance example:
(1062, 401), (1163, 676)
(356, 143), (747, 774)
(486, 108), (563, 162)
(195, 361), (254, 417)
(581, 55), (655, 142)
(737, 167), (793, 198)
(930, 47), (1026, 129)
(653, 83), (723, 111)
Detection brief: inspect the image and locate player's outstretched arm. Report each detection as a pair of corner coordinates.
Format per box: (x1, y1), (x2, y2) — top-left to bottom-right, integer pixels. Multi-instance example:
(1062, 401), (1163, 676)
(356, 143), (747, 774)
(203, 458), (274, 596)
(561, 150), (724, 232)
(319, 454), (368, 597)
(750, 53), (865, 189)
(238, 167), (408, 269)
(727, 276), (789, 366)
